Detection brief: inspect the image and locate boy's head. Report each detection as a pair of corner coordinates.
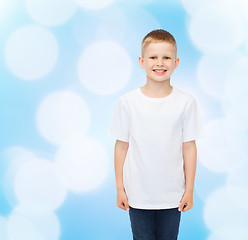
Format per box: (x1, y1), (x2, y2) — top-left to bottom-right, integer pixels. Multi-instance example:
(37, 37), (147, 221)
(141, 29), (177, 58)
(139, 29), (179, 83)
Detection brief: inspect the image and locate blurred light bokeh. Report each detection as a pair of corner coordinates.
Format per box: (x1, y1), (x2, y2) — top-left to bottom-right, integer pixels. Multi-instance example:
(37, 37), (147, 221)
(1, 0), (248, 239)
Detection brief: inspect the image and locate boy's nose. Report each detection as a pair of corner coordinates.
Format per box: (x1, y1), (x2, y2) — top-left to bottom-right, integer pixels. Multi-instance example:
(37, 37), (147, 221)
(156, 59), (163, 66)
(156, 61), (163, 66)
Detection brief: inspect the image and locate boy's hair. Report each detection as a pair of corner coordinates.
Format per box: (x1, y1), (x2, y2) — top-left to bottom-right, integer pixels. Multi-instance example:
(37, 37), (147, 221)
(141, 29), (177, 58)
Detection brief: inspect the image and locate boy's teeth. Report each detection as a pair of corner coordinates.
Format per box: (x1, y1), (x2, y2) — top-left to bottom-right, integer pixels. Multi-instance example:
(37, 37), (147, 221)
(154, 70), (165, 72)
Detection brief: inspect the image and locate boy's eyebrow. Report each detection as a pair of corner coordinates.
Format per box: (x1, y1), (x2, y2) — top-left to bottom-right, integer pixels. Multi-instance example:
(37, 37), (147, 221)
(148, 52), (172, 55)
(148, 54), (171, 57)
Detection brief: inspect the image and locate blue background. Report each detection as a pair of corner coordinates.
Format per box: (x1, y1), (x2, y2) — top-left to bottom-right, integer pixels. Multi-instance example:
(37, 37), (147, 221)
(1, 0), (248, 239)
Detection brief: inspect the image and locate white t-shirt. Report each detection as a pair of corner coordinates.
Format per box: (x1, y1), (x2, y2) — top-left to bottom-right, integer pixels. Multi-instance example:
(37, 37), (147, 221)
(108, 86), (205, 209)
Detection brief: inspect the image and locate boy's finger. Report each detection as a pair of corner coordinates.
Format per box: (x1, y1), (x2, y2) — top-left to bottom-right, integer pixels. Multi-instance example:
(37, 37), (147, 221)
(124, 202), (130, 211)
(178, 202), (185, 211)
(182, 204), (190, 212)
(122, 202), (126, 209)
(119, 202), (125, 210)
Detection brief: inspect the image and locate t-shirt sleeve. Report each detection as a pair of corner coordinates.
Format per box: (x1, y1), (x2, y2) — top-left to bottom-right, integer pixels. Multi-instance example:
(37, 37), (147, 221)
(182, 98), (205, 143)
(107, 97), (130, 142)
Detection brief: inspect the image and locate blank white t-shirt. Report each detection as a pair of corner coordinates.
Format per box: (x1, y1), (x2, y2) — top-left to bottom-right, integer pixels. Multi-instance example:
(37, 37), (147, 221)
(108, 86), (204, 209)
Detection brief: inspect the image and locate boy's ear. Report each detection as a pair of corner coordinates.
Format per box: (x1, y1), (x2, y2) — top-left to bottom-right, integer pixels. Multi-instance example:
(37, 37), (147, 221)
(138, 56), (144, 69)
(175, 57), (179, 69)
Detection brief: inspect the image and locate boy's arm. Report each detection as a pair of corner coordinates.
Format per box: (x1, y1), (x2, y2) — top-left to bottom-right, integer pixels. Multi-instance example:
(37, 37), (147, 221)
(114, 140), (129, 191)
(183, 140), (197, 193)
(114, 140), (130, 211)
(178, 140), (197, 212)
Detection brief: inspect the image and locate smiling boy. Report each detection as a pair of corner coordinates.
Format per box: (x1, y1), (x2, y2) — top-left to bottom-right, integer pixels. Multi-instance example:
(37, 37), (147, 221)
(108, 29), (204, 239)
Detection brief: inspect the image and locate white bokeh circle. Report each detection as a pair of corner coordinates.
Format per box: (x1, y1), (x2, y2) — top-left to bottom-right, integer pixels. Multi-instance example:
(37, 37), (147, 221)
(95, 6), (127, 42)
(0, 216), (7, 240)
(36, 90), (90, 146)
(230, 0), (248, 56)
(25, 0), (78, 26)
(181, 0), (233, 16)
(78, 40), (132, 95)
(14, 158), (67, 215)
(7, 211), (60, 240)
(5, 25), (58, 80)
(122, 6), (161, 58)
(72, 5), (127, 47)
(7, 214), (44, 240)
(76, 0), (115, 10)
(55, 136), (110, 192)
(230, 0), (248, 19)
(197, 51), (243, 99)
(226, 161), (248, 211)
(0, 1), (7, 19)
(0, 1), (7, 12)
(197, 118), (248, 173)
(195, 162), (225, 201)
(207, 225), (248, 240)
(222, 55), (248, 130)
(118, 0), (155, 5)
(203, 186), (248, 232)
(3, 147), (37, 208)
(188, 3), (245, 53)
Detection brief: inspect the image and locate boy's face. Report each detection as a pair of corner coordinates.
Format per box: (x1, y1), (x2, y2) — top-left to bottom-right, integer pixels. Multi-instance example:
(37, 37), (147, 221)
(138, 42), (179, 84)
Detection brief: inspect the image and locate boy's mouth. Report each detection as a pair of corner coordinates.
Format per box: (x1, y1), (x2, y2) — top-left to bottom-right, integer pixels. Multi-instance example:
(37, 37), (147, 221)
(152, 69), (167, 73)
(153, 69), (167, 73)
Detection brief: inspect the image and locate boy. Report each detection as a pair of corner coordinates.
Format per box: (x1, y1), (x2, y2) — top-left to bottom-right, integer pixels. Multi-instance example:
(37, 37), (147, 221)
(108, 29), (204, 240)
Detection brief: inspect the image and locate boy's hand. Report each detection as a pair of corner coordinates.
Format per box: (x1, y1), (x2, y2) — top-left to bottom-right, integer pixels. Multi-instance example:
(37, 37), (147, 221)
(117, 189), (130, 211)
(178, 190), (193, 212)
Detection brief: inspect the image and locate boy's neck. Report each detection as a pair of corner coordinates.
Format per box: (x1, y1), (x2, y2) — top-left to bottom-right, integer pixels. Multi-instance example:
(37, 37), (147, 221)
(141, 81), (173, 98)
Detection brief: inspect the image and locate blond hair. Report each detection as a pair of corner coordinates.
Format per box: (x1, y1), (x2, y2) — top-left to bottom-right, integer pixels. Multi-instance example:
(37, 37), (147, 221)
(141, 29), (177, 58)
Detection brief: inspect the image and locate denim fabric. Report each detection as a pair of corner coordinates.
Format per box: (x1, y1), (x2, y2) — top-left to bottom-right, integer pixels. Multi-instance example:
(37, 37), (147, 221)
(128, 206), (181, 240)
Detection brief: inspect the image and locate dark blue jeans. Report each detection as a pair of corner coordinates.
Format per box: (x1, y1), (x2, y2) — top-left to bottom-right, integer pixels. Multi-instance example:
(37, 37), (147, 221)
(129, 206), (181, 240)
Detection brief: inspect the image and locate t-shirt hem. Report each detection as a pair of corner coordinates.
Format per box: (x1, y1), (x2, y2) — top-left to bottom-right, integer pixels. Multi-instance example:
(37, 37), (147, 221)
(107, 129), (129, 142)
(128, 201), (180, 210)
(183, 133), (205, 142)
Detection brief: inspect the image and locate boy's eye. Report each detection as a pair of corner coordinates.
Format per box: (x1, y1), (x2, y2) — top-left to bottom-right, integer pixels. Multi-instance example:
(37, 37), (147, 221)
(150, 56), (170, 59)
